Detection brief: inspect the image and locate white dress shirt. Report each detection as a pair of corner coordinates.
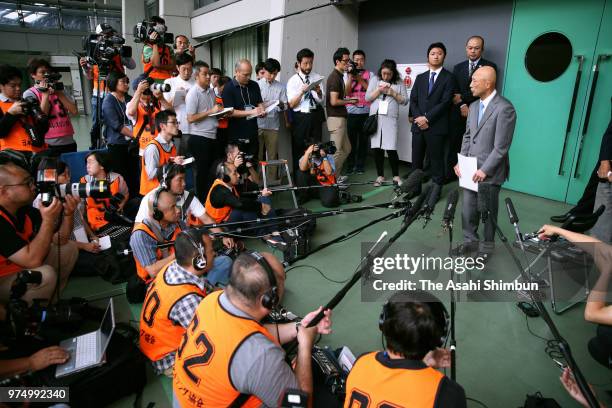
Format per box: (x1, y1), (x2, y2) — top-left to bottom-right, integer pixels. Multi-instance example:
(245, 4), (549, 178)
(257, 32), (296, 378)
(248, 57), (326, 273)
(286, 70), (325, 112)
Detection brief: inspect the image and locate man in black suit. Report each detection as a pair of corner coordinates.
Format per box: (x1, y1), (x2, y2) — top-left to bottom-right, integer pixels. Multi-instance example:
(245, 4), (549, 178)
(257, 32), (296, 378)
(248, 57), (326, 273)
(410, 42), (454, 205)
(448, 36), (497, 179)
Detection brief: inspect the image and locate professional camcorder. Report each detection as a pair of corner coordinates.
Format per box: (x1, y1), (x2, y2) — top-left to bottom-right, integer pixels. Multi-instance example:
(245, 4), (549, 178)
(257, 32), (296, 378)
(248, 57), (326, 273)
(311, 141), (337, 159)
(133, 20), (174, 45)
(82, 27), (132, 76)
(36, 157), (110, 207)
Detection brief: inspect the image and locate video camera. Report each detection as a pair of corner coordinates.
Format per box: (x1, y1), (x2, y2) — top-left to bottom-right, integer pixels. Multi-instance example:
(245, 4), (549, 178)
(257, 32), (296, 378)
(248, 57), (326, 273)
(346, 60), (364, 75)
(36, 157), (110, 207)
(82, 27), (132, 76)
(311, 141), (337, 159)
(35, 71), (64, 92)
(133, 20), (174, 45)
(7, 270), (87, 339)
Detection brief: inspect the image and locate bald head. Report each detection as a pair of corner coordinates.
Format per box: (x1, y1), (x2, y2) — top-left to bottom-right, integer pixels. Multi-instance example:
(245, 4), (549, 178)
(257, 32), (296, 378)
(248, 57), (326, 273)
(470, 66), (496, 99)
(227, 252), (285, 310)
(0, 162), (24, 186)
(234, 59), (253, 85)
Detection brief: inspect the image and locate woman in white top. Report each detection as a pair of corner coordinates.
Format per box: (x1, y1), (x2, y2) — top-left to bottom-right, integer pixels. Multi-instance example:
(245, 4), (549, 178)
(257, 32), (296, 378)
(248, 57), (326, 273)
(365, 59), (408, 186)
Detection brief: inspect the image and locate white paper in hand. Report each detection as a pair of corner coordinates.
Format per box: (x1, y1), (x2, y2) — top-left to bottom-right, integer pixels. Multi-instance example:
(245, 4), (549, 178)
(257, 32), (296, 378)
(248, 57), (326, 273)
(457, 153), (478, 192)
(99, 235), (112, 251)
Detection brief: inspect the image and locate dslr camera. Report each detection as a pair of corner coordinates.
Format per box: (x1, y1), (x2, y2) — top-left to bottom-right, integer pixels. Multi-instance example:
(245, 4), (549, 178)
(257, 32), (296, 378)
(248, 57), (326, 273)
(311, 141), (337, 159)
(36, 157), (110, 207)
(133, 20), (174, 45)
(18, 97), (47, 147)
(235, 139), (255, 175)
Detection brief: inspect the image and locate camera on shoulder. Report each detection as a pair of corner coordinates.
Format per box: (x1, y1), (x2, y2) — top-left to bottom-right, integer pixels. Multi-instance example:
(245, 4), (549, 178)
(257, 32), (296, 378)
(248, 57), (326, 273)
(133, 20), (174, 45)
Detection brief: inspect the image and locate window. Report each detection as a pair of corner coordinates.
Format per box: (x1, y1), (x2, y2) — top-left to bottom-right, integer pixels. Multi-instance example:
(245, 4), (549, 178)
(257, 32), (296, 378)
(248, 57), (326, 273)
(209, 24), (269, 76)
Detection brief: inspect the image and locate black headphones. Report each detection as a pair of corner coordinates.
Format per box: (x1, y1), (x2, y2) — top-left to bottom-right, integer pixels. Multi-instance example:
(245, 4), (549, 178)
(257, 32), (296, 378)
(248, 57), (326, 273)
(216, 162), (231, 183)
(152, 187), (166, 221)
(181, 229), (207, 271)
(379, 290), (449, 349)
(248, 251), (278, 310)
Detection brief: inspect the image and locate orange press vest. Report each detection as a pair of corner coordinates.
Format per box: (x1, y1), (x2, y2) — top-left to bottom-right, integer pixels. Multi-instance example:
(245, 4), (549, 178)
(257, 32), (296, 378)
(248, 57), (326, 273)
(0, 208), (35, 278)
(142, 45), (173, 81)
(139, 262), (206, 362)
(204, 179), (238, 223)
(131, 221), (181, 282)
(134, 103), (159, 152)
(314, 160), (337, 186)
(0, 101), (46, 153)
(173, 291), (279, 408)
(140, 139), (176, 196)
(344, 351), (444, 408)
(81, 173), (125, 232)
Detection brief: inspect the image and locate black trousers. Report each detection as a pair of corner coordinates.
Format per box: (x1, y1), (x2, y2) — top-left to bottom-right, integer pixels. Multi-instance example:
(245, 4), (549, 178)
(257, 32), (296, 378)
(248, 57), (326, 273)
(107, 143), (140, 199)
(291, 110), (324, 173)
(346, 113), (369, 171)
(412, 130), (447, 185)
(188, 135), (218, 202)
(373, 148), (399, 178)
(571, 165), (600, 215)
(296, 170), (339, 208)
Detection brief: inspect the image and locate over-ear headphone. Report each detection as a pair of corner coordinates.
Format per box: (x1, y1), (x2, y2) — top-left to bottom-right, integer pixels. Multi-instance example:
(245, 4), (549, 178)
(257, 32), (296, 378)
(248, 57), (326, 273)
(379, 290), (449, 349)
(152, 187), (165, 221)
(181, 229), (207, 271)
(248, 251), (278, 310)
(216, 162), (231, 183)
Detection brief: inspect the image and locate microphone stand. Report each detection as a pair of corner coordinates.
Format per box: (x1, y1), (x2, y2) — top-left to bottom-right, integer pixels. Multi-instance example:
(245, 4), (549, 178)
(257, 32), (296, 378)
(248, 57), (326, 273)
(484, 210), (599, 408)
(241, 180), (396, 195)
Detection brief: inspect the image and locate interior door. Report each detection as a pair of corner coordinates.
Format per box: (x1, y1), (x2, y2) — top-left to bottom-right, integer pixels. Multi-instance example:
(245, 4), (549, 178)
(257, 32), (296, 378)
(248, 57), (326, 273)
(565, 0), (612, 203)
(502, 0), (605, 202)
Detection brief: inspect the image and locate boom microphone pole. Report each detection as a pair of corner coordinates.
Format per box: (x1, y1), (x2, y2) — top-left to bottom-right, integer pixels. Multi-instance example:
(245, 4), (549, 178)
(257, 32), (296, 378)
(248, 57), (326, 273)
(241, 180), (396, 195)
(478, 184), (599, 408)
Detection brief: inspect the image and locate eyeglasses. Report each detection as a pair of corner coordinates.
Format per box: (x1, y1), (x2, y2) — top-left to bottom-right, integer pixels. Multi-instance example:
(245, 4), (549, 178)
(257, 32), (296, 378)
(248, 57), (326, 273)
(1, 177), (35, 188)
(164, 120), (180, 125)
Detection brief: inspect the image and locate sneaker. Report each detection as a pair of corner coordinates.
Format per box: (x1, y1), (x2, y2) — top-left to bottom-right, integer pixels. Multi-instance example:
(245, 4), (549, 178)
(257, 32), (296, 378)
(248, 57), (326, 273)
(337, 175), (349, 184)
(393, 176), (402, 186)
(373, 176), (385, 187)
(263, 234), (287, 250)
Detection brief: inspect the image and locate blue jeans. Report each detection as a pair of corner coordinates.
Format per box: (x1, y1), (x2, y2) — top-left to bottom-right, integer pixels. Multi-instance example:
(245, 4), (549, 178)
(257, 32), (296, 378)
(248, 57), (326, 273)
(206, 255), (232, 287)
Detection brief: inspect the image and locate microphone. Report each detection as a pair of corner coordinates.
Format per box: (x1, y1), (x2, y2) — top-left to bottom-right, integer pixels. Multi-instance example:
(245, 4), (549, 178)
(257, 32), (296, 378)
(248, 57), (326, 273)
(394, 169), (424, 200)
(505, 197), (524, 244)
(442, 189), (459, 230)
(477, 183), (493, 222)
(361, 230), (388, 281)
(406, 183), (432, 220)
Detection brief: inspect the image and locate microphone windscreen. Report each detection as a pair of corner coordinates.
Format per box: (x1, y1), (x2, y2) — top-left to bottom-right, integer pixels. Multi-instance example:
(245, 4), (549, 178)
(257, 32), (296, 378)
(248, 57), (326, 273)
(477, 183), (492, 214)
(400, 169), (424, 195)
(505, 197), (518, 224)
(411, 183), (432, 215)
(448, 189), (459, 207)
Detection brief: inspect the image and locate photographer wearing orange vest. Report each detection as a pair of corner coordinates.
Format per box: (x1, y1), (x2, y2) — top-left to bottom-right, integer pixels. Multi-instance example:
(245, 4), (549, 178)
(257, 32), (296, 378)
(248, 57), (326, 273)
(345, 290), (466, 408)
(0, 153), (79, 306)
(141, 16), (175, 82)
(297, 143), (340, 207)
(174, 251), (332, 407)
(129, 189), (182, 284)
(140, 109), (184, 196)
(139, 229), (232, 377)
(0, 65), (48, 157)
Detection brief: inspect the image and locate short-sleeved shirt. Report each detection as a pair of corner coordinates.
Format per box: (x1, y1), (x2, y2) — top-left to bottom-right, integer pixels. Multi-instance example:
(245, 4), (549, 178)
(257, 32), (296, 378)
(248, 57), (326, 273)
(185, 83), (218, 139)
(326, 68), (347, 118)
(221, 78), (263, 141)
(256, 78), (287, 131)
(142, 44), (175, 63)
(0, 205), (41, 260)
(135, 188), (205, 223)
(219, 292), (299, 406)
(163, 76), (195, 134)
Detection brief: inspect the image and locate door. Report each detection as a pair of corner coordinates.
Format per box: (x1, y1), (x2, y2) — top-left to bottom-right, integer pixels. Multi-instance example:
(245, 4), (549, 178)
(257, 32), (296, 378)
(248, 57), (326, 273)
(503, 0), (609, 203)
(565, 1), (612, 202)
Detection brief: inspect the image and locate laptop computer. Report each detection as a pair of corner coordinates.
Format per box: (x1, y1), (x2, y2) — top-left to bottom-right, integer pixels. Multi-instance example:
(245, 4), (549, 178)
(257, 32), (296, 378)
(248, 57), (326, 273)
(55, 297), (116, 378)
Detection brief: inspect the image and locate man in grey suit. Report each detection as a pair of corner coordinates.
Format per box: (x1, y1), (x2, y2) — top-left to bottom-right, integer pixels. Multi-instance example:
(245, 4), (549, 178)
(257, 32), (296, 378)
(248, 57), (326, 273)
(453, 66), (516, 259)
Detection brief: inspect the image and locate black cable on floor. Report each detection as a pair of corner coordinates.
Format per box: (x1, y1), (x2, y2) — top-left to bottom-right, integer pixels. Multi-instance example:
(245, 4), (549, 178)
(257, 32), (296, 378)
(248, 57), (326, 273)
(285, 264), (350, 284)
(466, 397), (489, 408)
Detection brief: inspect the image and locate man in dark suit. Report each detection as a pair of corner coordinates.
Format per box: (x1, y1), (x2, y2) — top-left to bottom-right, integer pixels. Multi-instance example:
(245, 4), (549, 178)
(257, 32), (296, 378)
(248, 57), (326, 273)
(448, 36), (497, 181)
(410, 42), (454, 205)
(454, 66), (516, 260)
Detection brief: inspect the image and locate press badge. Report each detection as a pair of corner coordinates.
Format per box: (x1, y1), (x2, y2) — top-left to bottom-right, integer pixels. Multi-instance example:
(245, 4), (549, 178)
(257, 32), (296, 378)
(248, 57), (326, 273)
(379, 99), (389, 115)
(244, 104), (255, 111)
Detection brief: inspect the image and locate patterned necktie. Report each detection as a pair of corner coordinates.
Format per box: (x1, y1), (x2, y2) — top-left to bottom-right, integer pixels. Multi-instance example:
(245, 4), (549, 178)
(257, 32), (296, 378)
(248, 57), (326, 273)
(304, 74), (314, 108)
(428, 72), (436, 94)
(478, 101), (485, 126)
(469, 61), (476, 77)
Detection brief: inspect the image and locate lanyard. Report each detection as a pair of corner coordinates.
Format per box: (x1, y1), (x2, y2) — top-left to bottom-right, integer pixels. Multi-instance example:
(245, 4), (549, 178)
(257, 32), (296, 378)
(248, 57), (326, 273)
(239, 85), (251, 107)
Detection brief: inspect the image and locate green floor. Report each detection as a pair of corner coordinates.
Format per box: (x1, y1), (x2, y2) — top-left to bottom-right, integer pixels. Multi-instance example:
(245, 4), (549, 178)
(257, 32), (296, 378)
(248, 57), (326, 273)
(62, 118), (611, 407)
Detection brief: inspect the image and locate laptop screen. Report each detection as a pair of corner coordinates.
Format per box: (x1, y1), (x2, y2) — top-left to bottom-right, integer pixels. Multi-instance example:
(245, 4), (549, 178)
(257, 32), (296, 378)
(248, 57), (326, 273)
(99, 298), (116, 355)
